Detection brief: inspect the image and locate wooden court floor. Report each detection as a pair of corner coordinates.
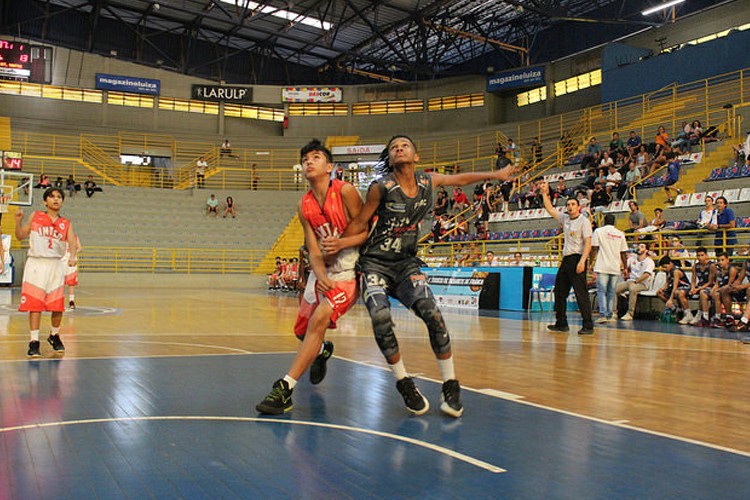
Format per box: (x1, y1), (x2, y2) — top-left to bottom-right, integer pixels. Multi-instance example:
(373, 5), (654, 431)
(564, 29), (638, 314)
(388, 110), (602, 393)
(1, 273), (749, 496)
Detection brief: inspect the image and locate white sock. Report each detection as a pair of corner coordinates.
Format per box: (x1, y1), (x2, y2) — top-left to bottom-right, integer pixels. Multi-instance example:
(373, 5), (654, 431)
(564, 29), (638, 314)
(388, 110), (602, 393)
(437, 357), (456, 381)
(69, 294), (75, 301)
(30, 330), (39, 342)
(713, 314), (721, 320)
(51, 326), (60, 336)
(702, 311), (709, 319)
(318, 343), (325, 355)
(283, 374), (297, 390)
(389, 359), (408, 380)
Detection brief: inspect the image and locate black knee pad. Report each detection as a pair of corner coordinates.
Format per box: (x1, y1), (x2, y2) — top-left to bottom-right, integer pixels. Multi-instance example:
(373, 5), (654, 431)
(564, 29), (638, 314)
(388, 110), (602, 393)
(370, 305), (398, 358)
(412, 298), (451, 355)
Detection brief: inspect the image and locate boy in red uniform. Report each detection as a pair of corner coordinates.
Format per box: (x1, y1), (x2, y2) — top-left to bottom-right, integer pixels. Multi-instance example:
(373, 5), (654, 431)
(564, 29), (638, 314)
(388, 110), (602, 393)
(256, 140), (366, 414)
(15, 187), (78, 357)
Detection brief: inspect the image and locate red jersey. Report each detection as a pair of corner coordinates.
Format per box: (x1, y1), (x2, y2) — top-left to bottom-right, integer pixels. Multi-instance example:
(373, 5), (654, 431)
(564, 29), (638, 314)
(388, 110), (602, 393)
(28, 211), (71, 259)
(300, 179), (357, 280)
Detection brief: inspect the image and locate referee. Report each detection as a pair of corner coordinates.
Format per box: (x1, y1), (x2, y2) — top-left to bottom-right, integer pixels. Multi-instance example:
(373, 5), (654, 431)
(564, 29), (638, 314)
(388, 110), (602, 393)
(540, 181), (595, 335)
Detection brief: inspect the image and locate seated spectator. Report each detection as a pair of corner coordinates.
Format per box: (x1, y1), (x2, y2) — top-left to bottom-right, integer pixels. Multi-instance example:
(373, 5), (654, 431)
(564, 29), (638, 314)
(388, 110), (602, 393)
(483, 250), (499, 267)
(599, 151), (614, 171)
(590, 183), (611, 214)
(695, 195), (717, 247)
(452, 186), (470, 212)
(635, 145), (650, 176)
(430, 216), (445, 244)
(223, 196), (237, 218)
(554, 177), (567, 201)
(578, 194), (592, 220)
(619, 161), (641, 200)
(582, 137), (601, 170)
(454, 215), (468, 238)
(83, 175), (103, 197)
(709, 196), (737, 256)
(655, 126), (670, 156)
(54, 177), (64, 188)
(616, 242), (655, 320)
(626, 201), (647, 235)
(604, 164), (622, 198)
(510, 252), (524, 266)
(574, 169), (597, 197)
(688, 120), (703, 149)
(434, 189), (449, 217)
(638, 207), (666, 234)
(626, 131), (642, 158)
(34, 174), (50, 189)
(609, 132), (624, 156)
(220, 139), (239, 159)
(206, 193), (219, 217)
(671, 121), (692, 152)
(668, 235), (691, 268)
(648, 149), (668, 177)
(731, 130), (750, 167)
(65, 175), (80, 197)
(663, 153), (682, 203)
(656, 256), (691, 318)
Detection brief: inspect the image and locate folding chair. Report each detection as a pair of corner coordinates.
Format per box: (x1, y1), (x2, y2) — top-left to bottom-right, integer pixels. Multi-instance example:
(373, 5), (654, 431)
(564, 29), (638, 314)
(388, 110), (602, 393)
(528, 273), (557, 312)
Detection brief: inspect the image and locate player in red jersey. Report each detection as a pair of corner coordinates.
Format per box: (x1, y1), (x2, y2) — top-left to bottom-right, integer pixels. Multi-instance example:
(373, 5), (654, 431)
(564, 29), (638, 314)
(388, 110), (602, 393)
(15, 187), (78, 357)
(256, 139), (366, 415)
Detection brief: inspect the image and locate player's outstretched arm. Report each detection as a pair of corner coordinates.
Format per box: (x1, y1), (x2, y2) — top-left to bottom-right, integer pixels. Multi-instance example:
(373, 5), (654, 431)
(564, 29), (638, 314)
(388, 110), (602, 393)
(14, 211), (31, 241)
(539, 181), (558, 219)
(67, 226), (78, 266)
(339, 182), (381, 241)
(430, 163), (518, 188)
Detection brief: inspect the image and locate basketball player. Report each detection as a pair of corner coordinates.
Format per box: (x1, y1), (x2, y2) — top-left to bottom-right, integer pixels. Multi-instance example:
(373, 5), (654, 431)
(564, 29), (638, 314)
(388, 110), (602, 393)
(256, 140), (366, 415)
(329, 135), (517, 417)
(64, 235), (82, 309)
(15, 187), (78, 357)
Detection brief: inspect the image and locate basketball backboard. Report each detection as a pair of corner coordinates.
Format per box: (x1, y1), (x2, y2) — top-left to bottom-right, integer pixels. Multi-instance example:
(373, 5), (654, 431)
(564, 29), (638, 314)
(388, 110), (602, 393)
(0, 170), (33, 206)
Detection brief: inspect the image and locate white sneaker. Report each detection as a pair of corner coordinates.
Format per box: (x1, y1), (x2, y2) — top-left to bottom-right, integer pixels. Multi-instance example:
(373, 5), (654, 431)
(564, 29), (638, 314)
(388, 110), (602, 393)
(621, 313), (633, 321)
(678, 311), (693, 325)
(690, 313), (703, 325)
(595, 316), (609, 324)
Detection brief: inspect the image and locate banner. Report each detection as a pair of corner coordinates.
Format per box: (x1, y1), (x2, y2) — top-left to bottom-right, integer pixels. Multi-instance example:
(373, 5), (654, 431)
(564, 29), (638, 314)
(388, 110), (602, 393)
(330, 144), (386, 156)
(192, 85), (253, 103)
(422, 267), (500, 310)
(282, 87), (342, 102)
(487, 65), (545, 92)
(96, 73), (160, 95)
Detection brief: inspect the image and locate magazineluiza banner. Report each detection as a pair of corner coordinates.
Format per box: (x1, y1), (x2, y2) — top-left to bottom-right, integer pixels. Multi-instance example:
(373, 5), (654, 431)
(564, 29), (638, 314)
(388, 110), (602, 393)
(487, 66), (545, 92)
(282, 87), (342, 102)
(192, 85), (253, 103)
(96, 73), (160, 95)
(423, 268), (500, 310)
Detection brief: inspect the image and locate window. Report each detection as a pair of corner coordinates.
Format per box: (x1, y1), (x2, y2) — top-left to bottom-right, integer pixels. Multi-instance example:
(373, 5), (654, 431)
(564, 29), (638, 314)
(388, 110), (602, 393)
(108, 91), (154, 108)
(553, 69), (602, 97)
(224, 104), (284, 122)
(159, 97), (219, 115)
(428, 93), (484, 111)
(352, 99), (423, 115)
(0, 81), (102, 103)
(661, 22), (750, 53)
(517, 86), (547, 107)
(288, 103), (348, 116)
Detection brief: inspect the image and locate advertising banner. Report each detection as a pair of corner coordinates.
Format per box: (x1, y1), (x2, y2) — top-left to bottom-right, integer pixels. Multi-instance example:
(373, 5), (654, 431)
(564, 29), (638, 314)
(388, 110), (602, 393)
(487, 65), (545, 92)
(96, 73), (160, 95)
(330, 144), (386, 156)
(192, 84), (253, 103)
(282, 87), (342, 102)
(422, 267), (500, 310)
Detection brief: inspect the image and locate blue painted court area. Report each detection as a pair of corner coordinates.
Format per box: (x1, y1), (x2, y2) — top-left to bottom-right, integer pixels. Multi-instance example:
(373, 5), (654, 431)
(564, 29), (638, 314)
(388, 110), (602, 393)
(1, 354), (748, 498)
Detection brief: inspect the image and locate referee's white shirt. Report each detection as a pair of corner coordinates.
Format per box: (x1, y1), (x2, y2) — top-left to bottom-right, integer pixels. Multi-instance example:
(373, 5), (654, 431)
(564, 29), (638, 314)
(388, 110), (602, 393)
(557, 212), (592, 256)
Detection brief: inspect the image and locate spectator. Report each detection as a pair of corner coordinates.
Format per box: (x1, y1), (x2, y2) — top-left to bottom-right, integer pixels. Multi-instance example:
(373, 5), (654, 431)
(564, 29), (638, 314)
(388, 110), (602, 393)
(220, 139), (238, 158)
(531, 137), (543, 166)
(709, 196), (737, 256)
(206, 193), (219, 217)
(65, 175), (79, 197)
(223, 196), (237, 219)
(599, 151), (614, 171)
(452, 187), (470, 212)
(583, 137), (601, 170)
(591, 214), (628, 323)
(671, 121), (692, 152)
(83, 175), (102, 198)
(575, 169), (597, 197)
(510, 252), (524, 266)
(619, 161), (641, 200)
(635, 145), (650, 176)
(34, 174), (51, 189)
(590, 182), (611, 214)
(250, 163), (259, 190)
(554, 177), (567, 201)
(495, 146), (511, 170)
(195, 156), (207, 189)
(507, 138), (520, 165)
(454, 215), (468, 237)
(626, 131), (642, 157)
(680, 247), (716, 326)
(604, 164), (621, 198)
(616, 242), (655, 320)
(709, 252), (738, 328)
(656, 256), (691, 318)
(292, 163), (303, 190)
(655, 126), (670, 156)
(731, 129), (750, 167)
(695, 195), (717, 248)
(609, 132), (624, 156)
(688, 120), (703, 150)
(483, 250), (499, 267)
(663, 153), (682, 203)
(434, 189), (449, 217)
(638, 207), (666, 235)
(54, 177), (64, 188)
(668, 235), (690, 268)
(626, 201), (647, 236)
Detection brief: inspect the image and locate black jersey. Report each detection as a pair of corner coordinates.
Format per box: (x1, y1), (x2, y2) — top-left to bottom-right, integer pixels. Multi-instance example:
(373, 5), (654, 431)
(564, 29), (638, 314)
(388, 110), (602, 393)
(667, 268), (690, 291)
(360, 171), (433, 262)
(716, 264), (732, 287)
(693, 262), (712, 287)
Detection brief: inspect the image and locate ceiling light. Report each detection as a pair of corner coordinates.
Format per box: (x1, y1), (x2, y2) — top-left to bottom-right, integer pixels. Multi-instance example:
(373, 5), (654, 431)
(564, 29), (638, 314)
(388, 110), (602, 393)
(217, 1), (332, 31)
(642, 0), (686, 16)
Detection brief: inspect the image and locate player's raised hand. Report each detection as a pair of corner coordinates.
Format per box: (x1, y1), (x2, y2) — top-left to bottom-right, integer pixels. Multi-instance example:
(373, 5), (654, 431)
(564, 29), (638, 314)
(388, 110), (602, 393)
(495, 163), (519, 182)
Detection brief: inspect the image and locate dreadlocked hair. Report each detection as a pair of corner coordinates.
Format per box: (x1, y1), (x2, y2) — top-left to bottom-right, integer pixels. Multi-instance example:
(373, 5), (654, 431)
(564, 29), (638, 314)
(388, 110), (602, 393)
(375, 134), (418, 175)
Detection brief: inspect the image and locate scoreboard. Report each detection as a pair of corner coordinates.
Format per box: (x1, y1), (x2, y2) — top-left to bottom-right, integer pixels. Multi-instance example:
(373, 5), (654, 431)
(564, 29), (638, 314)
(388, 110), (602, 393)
(0, 39), (31, 80)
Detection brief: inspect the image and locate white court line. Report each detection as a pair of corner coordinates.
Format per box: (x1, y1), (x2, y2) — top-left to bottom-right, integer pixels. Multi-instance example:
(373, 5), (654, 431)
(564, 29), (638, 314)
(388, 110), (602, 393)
(333, 355), (750, 459)
(0, 416), (505, 474)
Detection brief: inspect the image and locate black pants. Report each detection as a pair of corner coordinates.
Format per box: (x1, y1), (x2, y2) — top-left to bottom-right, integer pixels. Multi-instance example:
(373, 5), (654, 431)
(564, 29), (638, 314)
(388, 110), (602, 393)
(554, 254), (593, 329)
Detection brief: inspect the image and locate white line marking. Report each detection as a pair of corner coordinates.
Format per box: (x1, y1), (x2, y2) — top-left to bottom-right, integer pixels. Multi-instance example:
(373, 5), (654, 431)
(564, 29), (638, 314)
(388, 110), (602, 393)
(332, 355), (750, 459)
(0, 416), (505, 474)
(477, 389), (525, 400)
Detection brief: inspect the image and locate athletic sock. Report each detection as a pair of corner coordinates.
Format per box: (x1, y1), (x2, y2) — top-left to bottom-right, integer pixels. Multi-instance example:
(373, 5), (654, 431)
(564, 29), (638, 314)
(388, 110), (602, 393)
(30, 330), (39, 342)
(69, 294), (75, 301)
(437, 357), (456, 381)
(702, 311), (709, 320)
(283, 375), (297, 390)
(318, 343), (325, 355)
(51, 326), (60, 336)
(389, 359), (408, 380)
(713, 314), (722, 320)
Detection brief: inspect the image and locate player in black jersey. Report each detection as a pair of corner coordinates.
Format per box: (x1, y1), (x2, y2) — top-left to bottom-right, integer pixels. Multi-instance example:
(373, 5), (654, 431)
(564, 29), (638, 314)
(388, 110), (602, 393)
(709, 252), (738, 328)
(326, 135), (516, 417)
(679, 247), (716, 326)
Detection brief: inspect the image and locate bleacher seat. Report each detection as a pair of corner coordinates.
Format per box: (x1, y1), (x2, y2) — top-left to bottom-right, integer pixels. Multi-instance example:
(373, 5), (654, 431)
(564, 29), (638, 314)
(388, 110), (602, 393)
(689, 192), (706, 206)
(639, 272), (667, 297)
(706, 190), (722, 201)
(740, 188), (750, 201)
(674, 193), (692, 207)
(723, 188), (740, 203)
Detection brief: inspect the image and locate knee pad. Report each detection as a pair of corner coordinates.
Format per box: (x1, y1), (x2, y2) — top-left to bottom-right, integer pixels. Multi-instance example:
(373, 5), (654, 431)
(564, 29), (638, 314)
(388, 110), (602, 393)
(370, 305), (398, 358)
(412, 298), (451, 355)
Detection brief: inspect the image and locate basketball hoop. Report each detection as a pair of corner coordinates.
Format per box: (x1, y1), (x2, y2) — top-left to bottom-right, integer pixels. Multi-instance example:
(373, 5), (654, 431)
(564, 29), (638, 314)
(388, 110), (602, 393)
(0, 194), (9, 214)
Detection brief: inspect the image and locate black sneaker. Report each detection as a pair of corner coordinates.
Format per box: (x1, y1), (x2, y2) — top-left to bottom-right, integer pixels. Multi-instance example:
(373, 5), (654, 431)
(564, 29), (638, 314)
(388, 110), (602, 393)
(440, 379), (464, 418)
(27, 340), (40, 357)
(309, 340), (334, 385)
(47, 334), (65, 352)
(396, 377), (429, 416)
(69, 300), (76, 309)
(730, 320), (750, 332)
(547, 324), (570, 332)
(256, 379), (293, 415)
(578, 327), (595, 335)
